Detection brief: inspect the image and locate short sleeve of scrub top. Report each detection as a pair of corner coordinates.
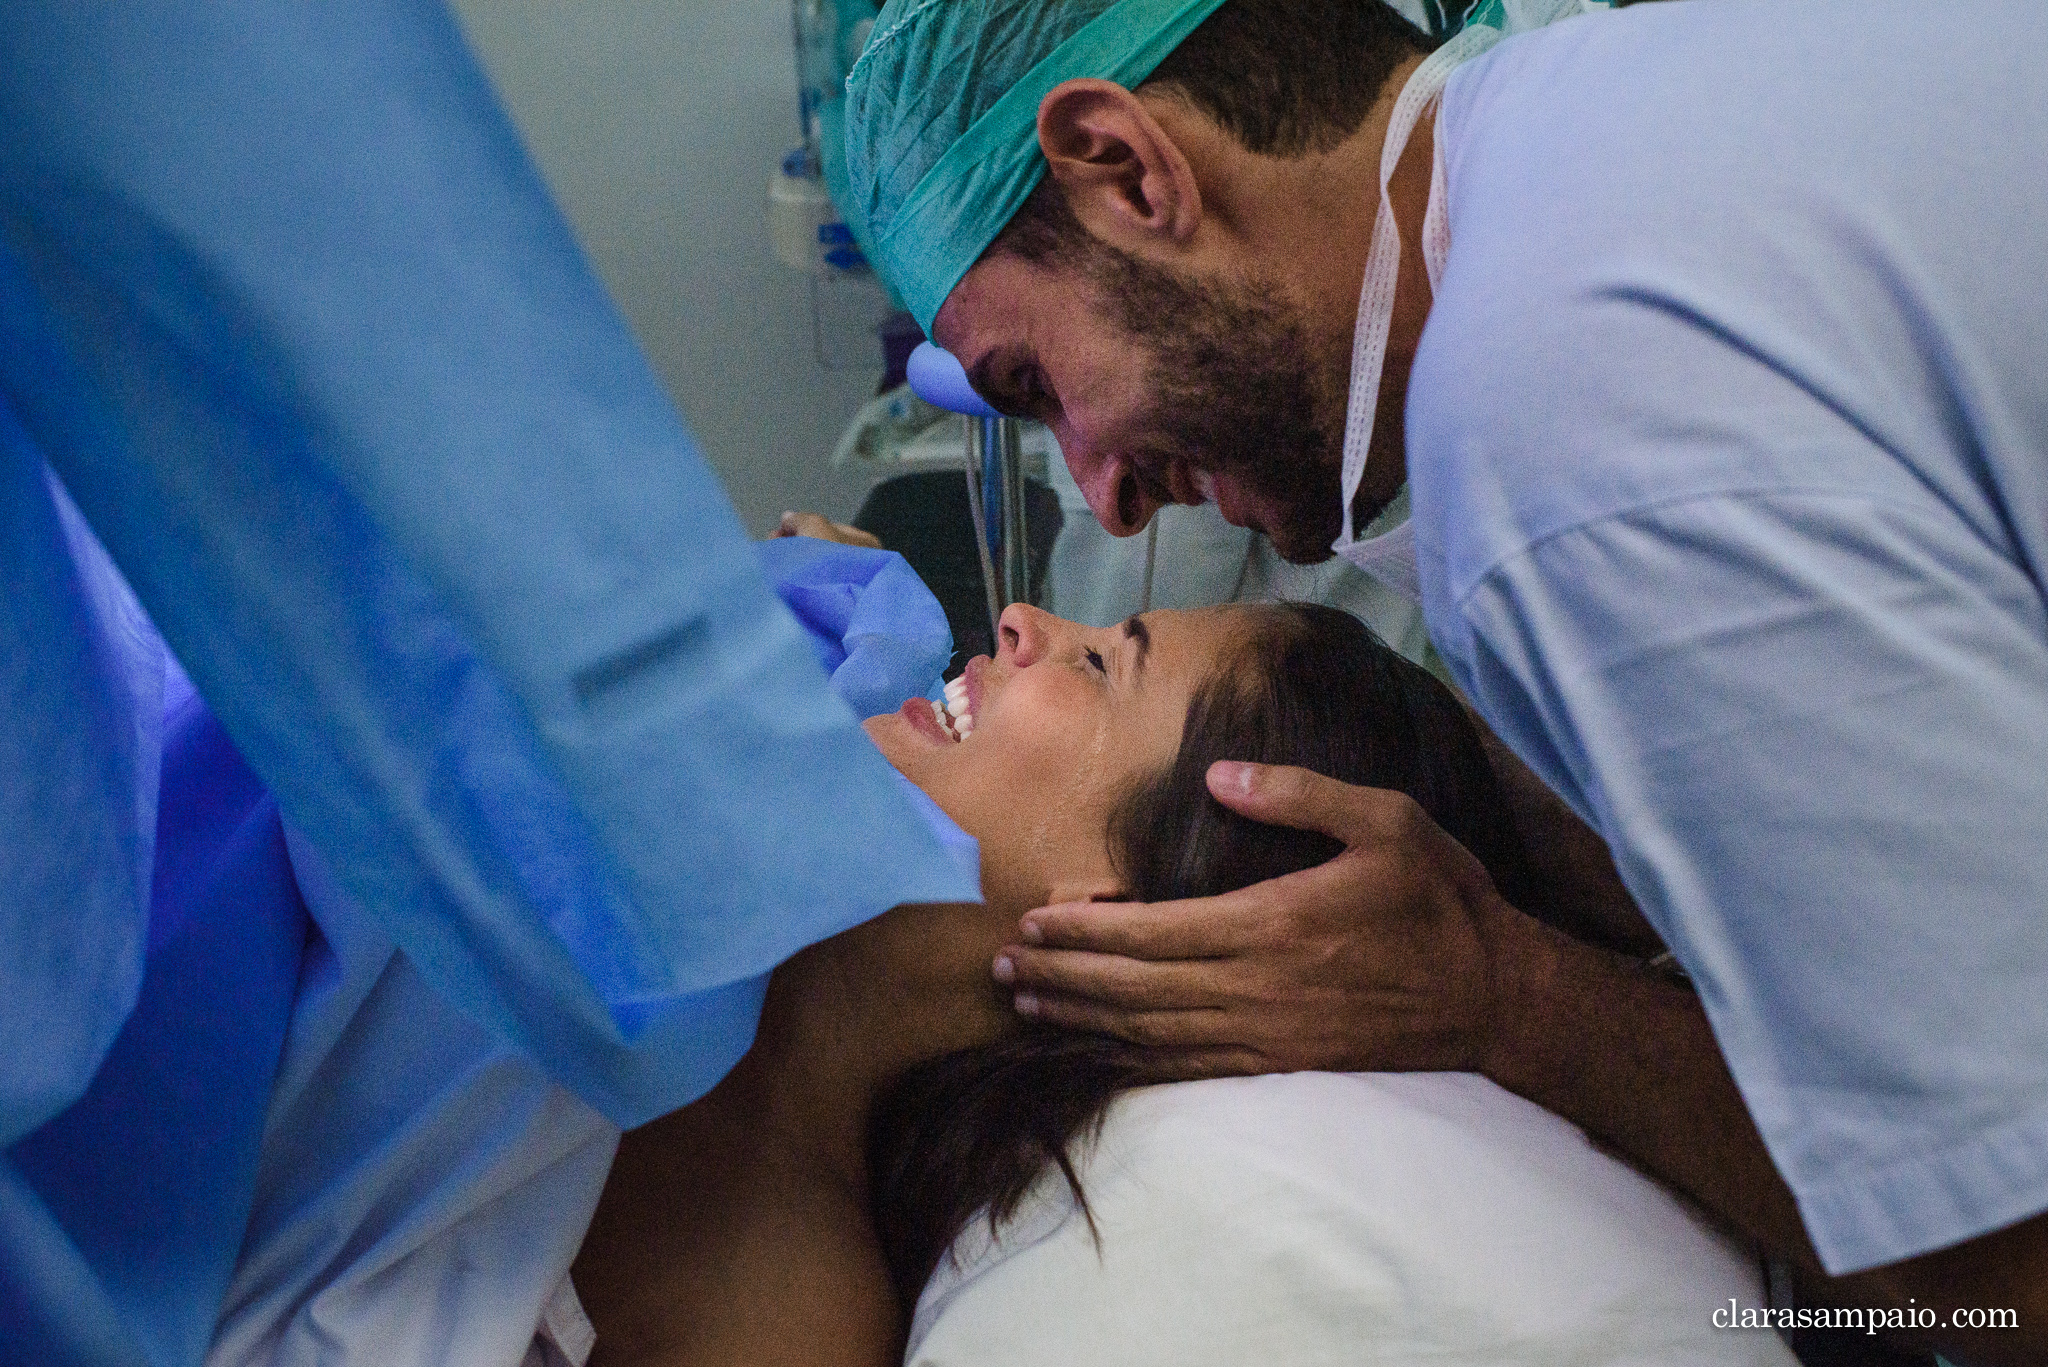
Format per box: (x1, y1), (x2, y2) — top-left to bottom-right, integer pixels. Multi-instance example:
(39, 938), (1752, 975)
(1407, 0), (2048, 1274)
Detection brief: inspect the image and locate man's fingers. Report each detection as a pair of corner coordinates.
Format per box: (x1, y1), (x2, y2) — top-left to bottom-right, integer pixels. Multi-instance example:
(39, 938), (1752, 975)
(996, 945), (1226, 1012)
(1207, 761), (1426, 847)
(1022, 855), (1377, 962)
(1012, 991), (1236, 1051)
(1022, 896), (1256, 958)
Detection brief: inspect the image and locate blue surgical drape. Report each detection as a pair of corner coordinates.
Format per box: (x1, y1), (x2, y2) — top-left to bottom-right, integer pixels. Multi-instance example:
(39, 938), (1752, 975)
(0, 1), (977, 1359)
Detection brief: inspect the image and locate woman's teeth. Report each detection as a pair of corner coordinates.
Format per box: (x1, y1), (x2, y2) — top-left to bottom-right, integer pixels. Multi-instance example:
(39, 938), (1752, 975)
(932, 677), (974, 741)
(928, 700), (968, 741)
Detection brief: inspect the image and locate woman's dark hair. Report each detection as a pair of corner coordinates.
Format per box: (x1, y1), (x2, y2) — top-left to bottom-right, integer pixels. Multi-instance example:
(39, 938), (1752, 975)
(995, 0), (1436, 267)
(866, 603), (1543, 1310)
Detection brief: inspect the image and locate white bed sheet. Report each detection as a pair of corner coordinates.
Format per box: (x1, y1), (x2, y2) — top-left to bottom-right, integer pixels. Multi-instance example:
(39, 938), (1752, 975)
(908, 1072), (1797, 1367)
(203, 832), (619, 1367)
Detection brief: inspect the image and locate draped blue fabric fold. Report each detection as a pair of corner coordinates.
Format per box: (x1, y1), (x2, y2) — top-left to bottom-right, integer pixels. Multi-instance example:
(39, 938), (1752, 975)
(0, 0), (980, 1357)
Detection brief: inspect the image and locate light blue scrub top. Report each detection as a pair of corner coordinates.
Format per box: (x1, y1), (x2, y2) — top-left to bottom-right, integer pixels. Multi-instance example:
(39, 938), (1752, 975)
(1410, 0), (2048, 1274)
(0, 0), (977, 1360)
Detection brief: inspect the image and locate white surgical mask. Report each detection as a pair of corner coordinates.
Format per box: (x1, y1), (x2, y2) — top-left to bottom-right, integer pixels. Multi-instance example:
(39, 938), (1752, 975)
(1330, 23), (1499, 599)
(1341, 503), (1423, 602)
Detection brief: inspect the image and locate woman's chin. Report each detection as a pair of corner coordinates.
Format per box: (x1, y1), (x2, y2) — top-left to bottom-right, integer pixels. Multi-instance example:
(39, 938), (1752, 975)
(863, 710), (991, 839)
(863, 706), (952, 780)
(861, 713), (910, 770)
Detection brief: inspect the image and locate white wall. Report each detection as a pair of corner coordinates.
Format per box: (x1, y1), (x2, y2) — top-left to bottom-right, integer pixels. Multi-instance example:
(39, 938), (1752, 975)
(448, 0), (893, 534)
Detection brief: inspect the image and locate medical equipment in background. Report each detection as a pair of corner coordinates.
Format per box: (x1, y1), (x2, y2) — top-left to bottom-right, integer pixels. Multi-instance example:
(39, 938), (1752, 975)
(905, 342), (1043, 629)
(770, 0), (870, 275)
(828, 384), (1061, 674)
(788, 0), (1061, 656)
(767, 148), (859, 277)
(768, 0), (892, 367)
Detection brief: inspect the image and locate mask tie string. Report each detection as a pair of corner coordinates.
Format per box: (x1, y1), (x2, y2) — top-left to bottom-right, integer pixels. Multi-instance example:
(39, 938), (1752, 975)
(1333, 24), (1499, 558)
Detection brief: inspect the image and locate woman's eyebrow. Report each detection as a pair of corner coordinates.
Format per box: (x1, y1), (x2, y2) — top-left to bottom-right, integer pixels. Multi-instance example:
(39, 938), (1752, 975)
(1120, 615), (1151, 674)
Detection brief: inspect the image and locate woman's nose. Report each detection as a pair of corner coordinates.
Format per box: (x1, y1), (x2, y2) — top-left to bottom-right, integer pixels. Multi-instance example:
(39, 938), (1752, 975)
(997, 602), (1058, 667)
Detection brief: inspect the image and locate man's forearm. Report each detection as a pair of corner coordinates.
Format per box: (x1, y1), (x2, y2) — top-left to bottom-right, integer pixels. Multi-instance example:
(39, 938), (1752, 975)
(1466, 709), (1664, 958)
(1480, 909), (2048, 1364)
(1479, 908), (1820, 1269)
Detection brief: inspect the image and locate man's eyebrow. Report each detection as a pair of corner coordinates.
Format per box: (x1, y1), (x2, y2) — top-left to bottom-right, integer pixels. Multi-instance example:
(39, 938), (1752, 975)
(1121, 614), (1151, 673)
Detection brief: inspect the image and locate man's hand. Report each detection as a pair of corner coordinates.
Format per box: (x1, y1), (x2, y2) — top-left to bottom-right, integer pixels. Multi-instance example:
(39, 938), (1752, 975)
(992, 760), (1535, 1079)
(997, 762), (2048, 1365)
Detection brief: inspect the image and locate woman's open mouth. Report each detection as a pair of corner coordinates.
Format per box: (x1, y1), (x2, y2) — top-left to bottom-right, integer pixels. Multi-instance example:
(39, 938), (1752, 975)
(931, 673), (976, 741)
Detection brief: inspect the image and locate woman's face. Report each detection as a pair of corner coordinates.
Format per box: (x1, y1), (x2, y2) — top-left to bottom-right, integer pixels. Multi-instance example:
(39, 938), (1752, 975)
(865, 602), (1251, 914)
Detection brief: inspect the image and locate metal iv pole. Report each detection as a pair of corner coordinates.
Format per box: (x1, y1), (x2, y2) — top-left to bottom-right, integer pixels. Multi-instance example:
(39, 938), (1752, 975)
(910, 343), (1031, 627)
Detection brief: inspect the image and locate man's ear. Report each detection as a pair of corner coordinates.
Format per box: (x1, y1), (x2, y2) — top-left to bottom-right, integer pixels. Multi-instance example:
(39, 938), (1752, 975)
(1045, 874), (1132, 906)
(1036, 78), (1202, 249)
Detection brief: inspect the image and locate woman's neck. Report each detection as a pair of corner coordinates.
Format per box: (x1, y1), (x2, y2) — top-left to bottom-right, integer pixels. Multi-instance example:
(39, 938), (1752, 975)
(572, 895), (1027, 1366)
(717, 896), (1025, 1187)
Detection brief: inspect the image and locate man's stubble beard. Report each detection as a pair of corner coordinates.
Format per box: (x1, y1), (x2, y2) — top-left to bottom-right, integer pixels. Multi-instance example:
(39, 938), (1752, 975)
(1091, 245), (1354, 565)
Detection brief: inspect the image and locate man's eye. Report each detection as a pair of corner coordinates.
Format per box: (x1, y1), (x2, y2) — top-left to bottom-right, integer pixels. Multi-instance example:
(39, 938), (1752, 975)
(1084, 648), (1107, 674)
(1013, 367), (1053, 417)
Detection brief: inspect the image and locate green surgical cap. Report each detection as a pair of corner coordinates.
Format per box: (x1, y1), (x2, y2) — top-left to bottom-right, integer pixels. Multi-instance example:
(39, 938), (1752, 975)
(844, 0), (1530, 332)
(845, 0), (1233, 332)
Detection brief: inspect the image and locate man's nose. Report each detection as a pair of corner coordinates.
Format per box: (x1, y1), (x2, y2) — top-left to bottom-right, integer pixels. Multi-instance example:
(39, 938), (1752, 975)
(997, 602), (1058, 667)
(1071, 454), (1162, 538)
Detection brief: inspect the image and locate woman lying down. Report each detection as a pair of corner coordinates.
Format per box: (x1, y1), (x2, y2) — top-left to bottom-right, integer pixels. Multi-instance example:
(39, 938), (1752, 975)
(571, 582), (1795, 1367)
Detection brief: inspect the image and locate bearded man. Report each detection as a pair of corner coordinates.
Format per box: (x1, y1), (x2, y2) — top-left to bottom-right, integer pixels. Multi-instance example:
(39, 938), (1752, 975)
(844, 0), (2048, 1360)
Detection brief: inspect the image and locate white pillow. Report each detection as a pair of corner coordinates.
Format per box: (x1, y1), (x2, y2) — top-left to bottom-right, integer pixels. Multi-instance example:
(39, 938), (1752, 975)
(907, 1072), (1796, 1367)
